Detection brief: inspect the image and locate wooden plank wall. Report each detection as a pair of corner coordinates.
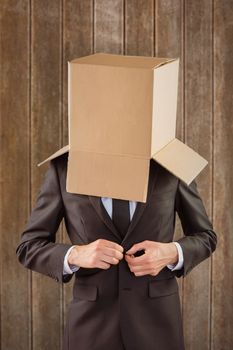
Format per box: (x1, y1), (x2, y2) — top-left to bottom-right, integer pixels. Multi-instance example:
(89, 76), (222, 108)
(0, 1), (232, 349)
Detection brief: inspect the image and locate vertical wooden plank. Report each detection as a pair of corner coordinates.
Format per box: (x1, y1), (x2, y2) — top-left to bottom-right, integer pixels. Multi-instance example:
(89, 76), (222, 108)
(125, 0), (154, 56)
(63, 0), (93, 145)
(62, 0), (94, 323)
(212, 1), (233, 349)
(31, 1), (62, 349)
(0, 1), (30, 349)
(183, 1), (213, 349)
(155, 0), (184, 300)
(95, 0), (123, 54)
(155, 0), (183, 140)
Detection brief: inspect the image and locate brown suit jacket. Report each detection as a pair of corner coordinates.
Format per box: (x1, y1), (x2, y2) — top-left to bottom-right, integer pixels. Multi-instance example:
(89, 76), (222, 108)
(16, 152), (217, 350)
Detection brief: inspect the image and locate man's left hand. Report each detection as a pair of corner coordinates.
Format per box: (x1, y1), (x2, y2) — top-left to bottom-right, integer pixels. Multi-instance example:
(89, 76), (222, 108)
(124, 240), (178, 277)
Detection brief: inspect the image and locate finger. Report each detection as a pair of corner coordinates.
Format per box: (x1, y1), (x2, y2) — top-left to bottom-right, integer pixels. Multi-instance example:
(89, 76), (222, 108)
(134, 269), (155, 276)
(104, 240), (124, 253)
(101, 254), (120, 265)
(125, 253), (148, 266)
(125, 241), (147, 255)
(97, 261), (111, 269)
(104, 247), (124, 260)
(128, 264), (148, 272)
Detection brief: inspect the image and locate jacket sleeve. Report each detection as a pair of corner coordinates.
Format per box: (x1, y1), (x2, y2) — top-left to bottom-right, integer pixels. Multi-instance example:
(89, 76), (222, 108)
(173, 179), (217, 278)
(15, 159), (74, 284)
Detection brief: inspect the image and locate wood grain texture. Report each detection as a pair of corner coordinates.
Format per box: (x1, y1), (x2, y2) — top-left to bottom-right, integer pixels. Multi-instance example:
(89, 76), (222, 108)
(62, 0), (93, 324)
(155, 0), (183, 140)
(155, 0), (184, 302)
(31, 1), (63, 349)
(0, 1), (232, 349)
(63, 0), (93, 145)
(125, 0), (154, 56)
(212, 1), (233, 349)
(0, 1), (30, 349)
(183, 1), (213, 349)
(94, 0), (123, 53)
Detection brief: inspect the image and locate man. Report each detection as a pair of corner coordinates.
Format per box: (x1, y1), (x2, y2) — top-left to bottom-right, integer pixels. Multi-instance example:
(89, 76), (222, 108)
(16, 151), (217, 350)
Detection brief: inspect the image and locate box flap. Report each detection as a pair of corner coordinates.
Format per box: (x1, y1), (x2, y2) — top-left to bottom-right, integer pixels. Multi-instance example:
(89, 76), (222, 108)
(151, 138), (208, 185)
(37, 145), (70, 167)
(66, 150), (150, 202)
(70, 52), (176, 70)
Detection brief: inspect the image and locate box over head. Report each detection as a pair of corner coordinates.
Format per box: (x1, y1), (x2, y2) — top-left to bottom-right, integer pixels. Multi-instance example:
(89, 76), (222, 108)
(38, 52), (208, 202)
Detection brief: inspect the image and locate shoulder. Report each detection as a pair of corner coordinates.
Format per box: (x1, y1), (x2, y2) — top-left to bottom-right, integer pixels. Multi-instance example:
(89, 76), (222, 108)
(51, 151), (69, 179)
(52, 150), (68, 167)
(150, 159), (179, 190)
(150, 159), (176, 181)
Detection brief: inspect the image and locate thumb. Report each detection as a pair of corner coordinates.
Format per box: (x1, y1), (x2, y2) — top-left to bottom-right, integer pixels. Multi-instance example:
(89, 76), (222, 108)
(126, 241), (146, 255)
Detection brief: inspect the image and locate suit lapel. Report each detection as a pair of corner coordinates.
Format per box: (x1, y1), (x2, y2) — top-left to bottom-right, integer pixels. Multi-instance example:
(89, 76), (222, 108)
(88, 195), (120, 240)
(122, 162), (159, 242)
(88, 161), (159, 242)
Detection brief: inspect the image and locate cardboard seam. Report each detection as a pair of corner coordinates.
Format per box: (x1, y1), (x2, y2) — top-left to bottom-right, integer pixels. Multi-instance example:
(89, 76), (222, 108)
(69, 58), (177, 70)
(69, 63), (169, 71)
(151, 138), (176, 157)
(70, 150), (150, 160)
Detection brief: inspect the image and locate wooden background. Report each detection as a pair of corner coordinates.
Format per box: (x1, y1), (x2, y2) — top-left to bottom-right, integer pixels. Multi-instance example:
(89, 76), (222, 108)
(0, 1), (232, 349)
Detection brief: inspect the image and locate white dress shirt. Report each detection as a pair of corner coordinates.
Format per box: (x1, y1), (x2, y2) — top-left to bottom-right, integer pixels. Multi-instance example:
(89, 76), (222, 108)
(63, 197), (184, 275)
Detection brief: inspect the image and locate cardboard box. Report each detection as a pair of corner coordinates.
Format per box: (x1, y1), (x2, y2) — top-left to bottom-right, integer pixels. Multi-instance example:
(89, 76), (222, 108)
(38, 53), (208, 202)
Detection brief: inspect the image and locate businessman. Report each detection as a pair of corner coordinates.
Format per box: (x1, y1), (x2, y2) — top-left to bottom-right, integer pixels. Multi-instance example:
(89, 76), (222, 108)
(16, 151), (217, 350)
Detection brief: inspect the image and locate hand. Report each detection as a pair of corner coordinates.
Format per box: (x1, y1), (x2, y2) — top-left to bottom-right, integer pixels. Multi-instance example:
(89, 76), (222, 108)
(125, 240), (178, 277)
(68, 239), (124, 270)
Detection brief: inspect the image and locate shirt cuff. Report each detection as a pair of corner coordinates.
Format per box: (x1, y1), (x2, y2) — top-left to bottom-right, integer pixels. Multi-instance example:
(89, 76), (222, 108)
(167, 242), (184, 271)
(63, 245), (80, 275)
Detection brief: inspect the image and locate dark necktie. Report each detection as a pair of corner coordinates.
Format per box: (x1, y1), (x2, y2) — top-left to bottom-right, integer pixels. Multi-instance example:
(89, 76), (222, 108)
(112, 198), (130, 239)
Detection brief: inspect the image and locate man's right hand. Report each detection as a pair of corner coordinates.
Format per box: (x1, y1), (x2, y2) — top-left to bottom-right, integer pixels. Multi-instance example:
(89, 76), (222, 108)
(67, 239), (124, 270)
